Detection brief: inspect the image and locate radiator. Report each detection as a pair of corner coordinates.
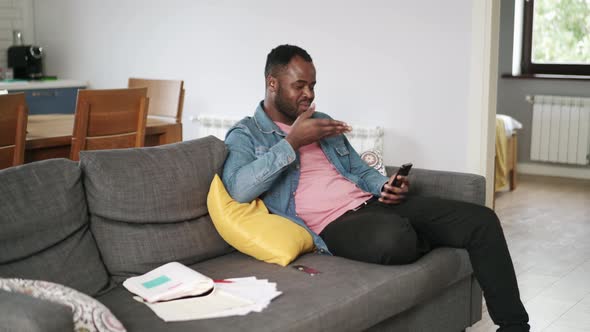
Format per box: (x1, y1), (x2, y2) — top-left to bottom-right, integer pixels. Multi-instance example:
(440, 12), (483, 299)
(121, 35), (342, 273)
(193, 114), (240, 140)
(193, 114), (384, 153)
(529, 95), (590, 165)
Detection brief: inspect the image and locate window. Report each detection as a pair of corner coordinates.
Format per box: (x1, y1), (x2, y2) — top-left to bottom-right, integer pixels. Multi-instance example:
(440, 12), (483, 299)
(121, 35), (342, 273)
(521, 0), (590, 76)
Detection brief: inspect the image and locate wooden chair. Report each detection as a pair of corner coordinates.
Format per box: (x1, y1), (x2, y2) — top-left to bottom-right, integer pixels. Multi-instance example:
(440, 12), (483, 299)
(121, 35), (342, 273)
(0, 93), (28, 169)
(128, 78), (185, 123)
(70, 88), (149, 161)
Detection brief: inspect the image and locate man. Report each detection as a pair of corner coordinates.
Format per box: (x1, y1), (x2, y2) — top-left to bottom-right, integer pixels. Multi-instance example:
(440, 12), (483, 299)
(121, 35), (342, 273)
(222, 44), (529, 332)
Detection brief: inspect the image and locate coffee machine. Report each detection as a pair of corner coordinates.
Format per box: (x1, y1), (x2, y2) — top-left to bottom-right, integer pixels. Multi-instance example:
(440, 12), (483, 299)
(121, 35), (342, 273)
(7, 31), (44, 80)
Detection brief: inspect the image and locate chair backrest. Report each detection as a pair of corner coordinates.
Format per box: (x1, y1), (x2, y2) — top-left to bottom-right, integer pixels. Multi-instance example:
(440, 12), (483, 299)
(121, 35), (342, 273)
(0, 93), (28, 169)
(70, 88), (149, 161)
(128, 78), (184, 123)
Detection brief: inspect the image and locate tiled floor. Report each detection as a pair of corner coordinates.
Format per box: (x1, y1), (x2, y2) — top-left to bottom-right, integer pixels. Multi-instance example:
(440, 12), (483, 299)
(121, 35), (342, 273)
(467, 174), (590, 332)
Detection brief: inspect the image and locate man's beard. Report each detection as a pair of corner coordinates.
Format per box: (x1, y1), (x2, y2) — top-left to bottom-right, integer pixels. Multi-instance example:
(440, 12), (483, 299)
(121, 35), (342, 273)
(274, 85), (300, 122)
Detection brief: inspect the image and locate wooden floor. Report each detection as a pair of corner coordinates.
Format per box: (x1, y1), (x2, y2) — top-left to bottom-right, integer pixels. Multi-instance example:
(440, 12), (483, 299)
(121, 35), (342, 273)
(468, 174), (590, 332)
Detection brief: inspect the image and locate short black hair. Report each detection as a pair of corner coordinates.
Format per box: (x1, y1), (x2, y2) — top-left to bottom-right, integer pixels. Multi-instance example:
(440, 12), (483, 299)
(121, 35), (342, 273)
(264, 44), (313, 77)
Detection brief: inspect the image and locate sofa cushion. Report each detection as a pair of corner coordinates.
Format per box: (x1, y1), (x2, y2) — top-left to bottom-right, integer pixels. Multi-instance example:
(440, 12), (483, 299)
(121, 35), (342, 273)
(80, 137), (233, 282)
(386, 167), (486, 206)
(97, 248), (474, 332)
(0, 159), (110, 296)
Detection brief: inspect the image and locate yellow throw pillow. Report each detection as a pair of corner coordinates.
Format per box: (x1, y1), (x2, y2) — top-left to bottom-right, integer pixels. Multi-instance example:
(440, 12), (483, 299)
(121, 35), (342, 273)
(207, 174), (314, 266)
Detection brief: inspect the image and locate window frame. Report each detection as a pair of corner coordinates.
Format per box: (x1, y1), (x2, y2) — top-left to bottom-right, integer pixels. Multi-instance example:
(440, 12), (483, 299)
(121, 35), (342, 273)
(521, 0), (590, 76)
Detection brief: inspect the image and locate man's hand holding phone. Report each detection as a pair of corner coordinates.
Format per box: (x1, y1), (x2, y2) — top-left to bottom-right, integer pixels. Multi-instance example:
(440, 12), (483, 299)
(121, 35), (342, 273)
(379, 163), (412, 205)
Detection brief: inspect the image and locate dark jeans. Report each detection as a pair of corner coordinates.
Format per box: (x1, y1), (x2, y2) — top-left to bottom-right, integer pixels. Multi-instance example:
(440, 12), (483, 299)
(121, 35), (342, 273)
(319, 196), (530, 332)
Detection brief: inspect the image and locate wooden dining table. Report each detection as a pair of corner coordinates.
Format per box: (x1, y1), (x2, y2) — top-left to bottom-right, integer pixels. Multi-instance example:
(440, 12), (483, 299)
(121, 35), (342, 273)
(25, 114), (182, 163)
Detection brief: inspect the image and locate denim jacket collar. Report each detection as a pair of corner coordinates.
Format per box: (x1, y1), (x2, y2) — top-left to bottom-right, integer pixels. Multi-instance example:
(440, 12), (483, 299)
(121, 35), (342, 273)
(253, 102), (286, 137)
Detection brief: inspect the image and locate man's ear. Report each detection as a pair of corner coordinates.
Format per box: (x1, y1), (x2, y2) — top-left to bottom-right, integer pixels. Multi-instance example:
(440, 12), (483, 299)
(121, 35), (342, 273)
(267, 75), (277, 92)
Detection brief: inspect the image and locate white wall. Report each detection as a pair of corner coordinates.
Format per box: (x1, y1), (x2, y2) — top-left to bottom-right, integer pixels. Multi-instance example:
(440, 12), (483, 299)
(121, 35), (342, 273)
(33, 0), (484, 173)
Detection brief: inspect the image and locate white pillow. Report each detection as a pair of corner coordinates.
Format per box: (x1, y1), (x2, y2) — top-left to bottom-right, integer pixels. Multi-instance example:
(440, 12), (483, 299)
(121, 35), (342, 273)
(0, 278), (126, 332)
(360, 149), (387, 176)
(496, 114), (523, 137)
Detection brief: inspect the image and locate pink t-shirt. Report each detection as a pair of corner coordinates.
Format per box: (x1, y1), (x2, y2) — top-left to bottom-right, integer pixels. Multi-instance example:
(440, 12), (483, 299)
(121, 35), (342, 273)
(275, 122), (373, 234)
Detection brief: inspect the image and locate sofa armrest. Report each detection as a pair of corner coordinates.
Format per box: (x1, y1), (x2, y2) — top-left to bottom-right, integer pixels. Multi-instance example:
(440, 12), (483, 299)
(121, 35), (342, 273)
(385, 166), (486, 206)
(0, 290), (74, 332)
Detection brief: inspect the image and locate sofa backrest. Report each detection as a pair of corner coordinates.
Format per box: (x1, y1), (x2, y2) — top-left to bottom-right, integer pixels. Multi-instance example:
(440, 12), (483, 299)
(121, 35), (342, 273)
(0, 159), (110, 296)
(80, 136), (233, 282)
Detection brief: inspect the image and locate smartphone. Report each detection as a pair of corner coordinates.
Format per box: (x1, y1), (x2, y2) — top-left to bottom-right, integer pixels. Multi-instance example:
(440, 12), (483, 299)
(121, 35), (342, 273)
(389, 163), (413, 187)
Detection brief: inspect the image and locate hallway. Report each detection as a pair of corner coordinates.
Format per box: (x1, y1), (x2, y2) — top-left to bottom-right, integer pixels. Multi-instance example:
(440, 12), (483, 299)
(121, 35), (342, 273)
(469, 174), (590, 331)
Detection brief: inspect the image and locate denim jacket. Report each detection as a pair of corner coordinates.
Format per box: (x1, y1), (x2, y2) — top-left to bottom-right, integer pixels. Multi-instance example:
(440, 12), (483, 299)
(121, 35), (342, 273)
(222, 102), (389, 254)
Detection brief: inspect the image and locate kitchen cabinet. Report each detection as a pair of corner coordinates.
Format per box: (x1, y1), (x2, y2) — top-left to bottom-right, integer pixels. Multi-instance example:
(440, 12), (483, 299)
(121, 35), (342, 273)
(0, 80), (87, 114)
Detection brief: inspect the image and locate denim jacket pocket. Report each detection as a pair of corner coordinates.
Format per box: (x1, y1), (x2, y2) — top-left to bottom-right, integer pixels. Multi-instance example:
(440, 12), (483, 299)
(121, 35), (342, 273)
(335, 145), (349, 156)
(334, 144), (351, 171)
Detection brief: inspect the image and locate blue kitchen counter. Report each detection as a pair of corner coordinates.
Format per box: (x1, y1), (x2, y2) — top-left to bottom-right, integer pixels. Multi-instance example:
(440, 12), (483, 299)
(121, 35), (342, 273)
(1, 79), (87, 114)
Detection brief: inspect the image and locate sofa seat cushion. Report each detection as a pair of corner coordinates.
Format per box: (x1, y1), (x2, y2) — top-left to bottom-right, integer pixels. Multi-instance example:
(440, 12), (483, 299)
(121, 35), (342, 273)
(80, 137), (233, 282)
(97, 247), (473, 332)
(0, 159), (110, 296)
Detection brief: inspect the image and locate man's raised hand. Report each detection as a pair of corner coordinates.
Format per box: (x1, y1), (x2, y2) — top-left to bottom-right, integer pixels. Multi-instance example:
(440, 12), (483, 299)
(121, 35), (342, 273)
(286, 105), (351, 150)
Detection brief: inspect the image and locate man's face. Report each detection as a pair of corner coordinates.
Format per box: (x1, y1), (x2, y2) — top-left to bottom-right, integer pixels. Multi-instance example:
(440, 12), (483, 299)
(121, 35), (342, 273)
(272, 56), (316, 121)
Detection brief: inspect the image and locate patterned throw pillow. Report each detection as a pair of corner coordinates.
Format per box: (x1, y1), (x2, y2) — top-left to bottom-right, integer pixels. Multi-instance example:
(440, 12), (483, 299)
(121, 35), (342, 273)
(0, 278), (126, 332)
(360, 149), (386, 176)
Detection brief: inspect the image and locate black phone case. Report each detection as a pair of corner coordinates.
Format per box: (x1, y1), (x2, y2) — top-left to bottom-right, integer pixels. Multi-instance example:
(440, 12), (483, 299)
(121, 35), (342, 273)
(391, 163), (413, 187)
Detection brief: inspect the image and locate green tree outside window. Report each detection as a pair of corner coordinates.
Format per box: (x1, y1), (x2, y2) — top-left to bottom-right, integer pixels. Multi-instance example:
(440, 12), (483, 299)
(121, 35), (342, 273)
(532, 0), (590, 64)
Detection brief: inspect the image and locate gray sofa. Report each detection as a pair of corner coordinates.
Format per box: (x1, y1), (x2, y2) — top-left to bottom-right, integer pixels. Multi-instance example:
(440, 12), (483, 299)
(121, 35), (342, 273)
(0, 136), (483, 331)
